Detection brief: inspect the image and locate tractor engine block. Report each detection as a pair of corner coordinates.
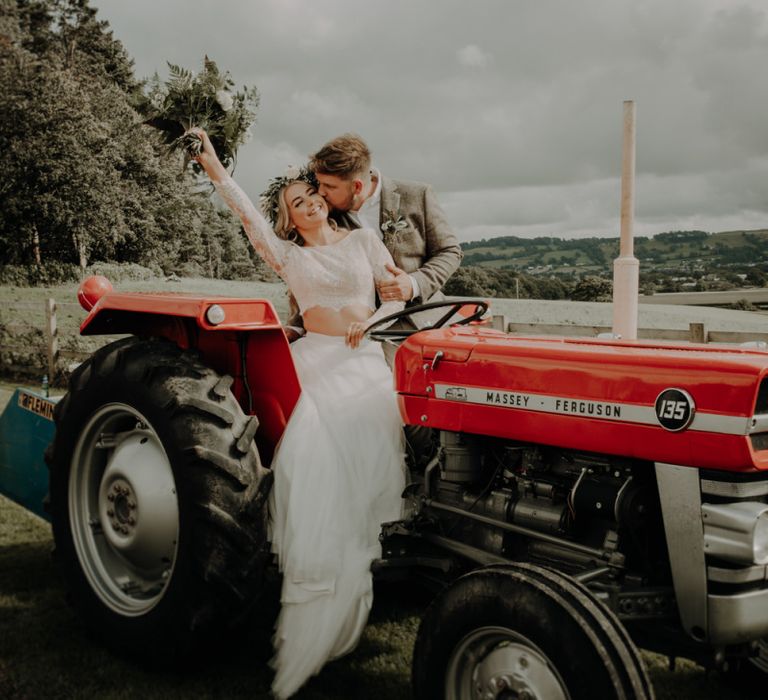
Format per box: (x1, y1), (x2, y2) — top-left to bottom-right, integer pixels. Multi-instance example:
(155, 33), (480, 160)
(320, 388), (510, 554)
(430, 431), (660, 576)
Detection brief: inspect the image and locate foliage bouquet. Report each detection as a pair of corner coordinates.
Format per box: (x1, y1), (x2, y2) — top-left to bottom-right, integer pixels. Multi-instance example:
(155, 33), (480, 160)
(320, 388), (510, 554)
(143, 56), (259, 173)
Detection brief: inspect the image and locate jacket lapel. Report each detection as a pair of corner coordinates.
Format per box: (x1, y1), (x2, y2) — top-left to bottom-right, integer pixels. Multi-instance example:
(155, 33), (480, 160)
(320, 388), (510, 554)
(331, 209), (357, 231)
(379, 177), (401, 254)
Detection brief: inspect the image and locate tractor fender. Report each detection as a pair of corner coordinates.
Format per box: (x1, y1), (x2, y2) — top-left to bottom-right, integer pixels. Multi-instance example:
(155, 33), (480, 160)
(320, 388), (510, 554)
(76, 278), (300, 464)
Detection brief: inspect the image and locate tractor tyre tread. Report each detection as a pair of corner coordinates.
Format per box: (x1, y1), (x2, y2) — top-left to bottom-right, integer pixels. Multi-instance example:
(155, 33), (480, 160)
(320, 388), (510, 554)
(412, 562), (654, 700)
(48, 336), (271, 664)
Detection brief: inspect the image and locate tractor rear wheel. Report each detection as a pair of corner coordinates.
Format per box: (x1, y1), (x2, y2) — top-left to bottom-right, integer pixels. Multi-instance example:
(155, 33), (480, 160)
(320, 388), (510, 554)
(48, 337), (272, 663)
(412, 563), (654, 700)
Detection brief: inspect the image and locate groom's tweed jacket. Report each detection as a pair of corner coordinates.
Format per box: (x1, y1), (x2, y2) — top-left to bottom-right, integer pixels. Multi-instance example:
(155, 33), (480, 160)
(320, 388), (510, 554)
(373, 177), (462, 304)
(287, 176), (462, 329)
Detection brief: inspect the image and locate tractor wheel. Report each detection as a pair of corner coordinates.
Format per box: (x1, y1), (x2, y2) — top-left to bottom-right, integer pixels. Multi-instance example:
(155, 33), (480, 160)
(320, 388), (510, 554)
(747, 638), (768, 677)
(412, 563), (654, 700)
(724, 637), (768, 691)
(47, 337), (272, 663)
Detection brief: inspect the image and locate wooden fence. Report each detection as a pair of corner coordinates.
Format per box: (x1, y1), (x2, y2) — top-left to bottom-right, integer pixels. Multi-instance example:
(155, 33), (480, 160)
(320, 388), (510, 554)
(0, 299), (94, 383)
(491, 315), (768, 345)
(3, 301), (768, 386)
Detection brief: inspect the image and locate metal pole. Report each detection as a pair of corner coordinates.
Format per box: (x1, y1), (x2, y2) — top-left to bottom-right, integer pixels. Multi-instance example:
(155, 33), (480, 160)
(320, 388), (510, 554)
(45, 298), (58, 384)
(612, 100), (640, 340)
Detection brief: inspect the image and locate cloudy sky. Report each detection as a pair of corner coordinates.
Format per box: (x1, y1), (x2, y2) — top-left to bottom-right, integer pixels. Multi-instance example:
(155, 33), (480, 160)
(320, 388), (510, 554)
(93, 0), (768, 242)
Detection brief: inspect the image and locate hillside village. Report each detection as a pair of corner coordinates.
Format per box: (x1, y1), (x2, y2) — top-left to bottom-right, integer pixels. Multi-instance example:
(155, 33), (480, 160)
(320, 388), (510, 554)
(460, 229), (768, 295)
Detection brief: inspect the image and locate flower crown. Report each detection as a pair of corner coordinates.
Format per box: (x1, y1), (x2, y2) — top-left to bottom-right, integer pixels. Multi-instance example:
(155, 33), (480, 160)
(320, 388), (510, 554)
(259, 164), (318, 226)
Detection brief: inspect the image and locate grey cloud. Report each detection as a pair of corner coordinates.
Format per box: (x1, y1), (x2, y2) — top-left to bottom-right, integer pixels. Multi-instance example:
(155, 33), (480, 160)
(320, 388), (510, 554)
(93, 0), (768, 239)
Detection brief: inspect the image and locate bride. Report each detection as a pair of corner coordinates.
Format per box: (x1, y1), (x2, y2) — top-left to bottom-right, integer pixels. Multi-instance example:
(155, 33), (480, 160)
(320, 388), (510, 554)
(189, 128), (406, 698)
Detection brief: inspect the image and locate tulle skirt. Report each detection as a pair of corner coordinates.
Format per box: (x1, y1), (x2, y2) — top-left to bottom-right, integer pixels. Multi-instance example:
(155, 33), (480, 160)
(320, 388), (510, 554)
(269, 332), (406, 699)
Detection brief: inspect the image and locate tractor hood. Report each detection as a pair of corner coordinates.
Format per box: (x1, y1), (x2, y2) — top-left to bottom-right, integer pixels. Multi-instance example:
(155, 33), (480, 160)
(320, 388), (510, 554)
(394, 327), (768, 472)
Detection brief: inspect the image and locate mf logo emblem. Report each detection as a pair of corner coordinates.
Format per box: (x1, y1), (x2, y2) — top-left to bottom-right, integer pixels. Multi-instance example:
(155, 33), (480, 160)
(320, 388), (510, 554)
(444, 387), (467, 401)
(654, 388), (695, 432)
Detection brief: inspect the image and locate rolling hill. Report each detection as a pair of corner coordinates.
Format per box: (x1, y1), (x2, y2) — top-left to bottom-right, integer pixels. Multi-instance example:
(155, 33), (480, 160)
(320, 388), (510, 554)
(461, 229), (768, 273)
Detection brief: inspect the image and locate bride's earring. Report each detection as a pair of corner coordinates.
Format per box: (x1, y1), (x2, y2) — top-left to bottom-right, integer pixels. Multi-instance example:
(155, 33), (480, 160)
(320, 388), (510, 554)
(288, 228), (304, 246)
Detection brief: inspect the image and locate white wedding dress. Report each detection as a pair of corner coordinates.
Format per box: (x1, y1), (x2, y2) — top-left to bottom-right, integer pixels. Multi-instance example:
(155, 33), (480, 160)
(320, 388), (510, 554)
(214, 175), (406, 698)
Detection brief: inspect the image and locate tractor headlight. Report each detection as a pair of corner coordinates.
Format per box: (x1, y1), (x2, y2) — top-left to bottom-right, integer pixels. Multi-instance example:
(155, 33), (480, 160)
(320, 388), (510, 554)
(755, 513), (768, 564)
(205, 304), (226, 326)
(702, 501), (768, 566)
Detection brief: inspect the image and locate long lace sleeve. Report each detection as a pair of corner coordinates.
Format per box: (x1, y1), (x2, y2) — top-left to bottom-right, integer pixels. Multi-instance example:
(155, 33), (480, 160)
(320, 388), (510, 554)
(214, 174), (291, 274)
(361, 230), (406, 330)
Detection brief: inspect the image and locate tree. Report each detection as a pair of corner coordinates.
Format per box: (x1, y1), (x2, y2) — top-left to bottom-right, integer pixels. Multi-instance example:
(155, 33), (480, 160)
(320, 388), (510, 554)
(746, 268), (766, 287)
(731, 298), (757, 312)
(571, 276), (613, 302)
(444, 267), (499, 297)
(0, 0), (251, 277)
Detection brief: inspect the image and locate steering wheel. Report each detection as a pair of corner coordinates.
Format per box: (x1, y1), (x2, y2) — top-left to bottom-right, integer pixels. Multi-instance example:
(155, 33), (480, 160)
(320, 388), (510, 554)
(366, 298), (489, 343)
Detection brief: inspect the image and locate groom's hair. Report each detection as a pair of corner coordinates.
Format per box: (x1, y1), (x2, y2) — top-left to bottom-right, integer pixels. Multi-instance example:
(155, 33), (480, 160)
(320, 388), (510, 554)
(310, 134), (371, 180)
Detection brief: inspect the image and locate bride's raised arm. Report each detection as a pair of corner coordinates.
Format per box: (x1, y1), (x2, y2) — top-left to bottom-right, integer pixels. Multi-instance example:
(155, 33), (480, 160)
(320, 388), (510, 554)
(189, 128), (290, 275)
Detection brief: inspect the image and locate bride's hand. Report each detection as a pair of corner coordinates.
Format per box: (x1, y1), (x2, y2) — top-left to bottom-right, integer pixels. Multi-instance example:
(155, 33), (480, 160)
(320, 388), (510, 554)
(345, 321), (366, 349)
(185, 127), (217, 162)
(184, 127), (227, 180)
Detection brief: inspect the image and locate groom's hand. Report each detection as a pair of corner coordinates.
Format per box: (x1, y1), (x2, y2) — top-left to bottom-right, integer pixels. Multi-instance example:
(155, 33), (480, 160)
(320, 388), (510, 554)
(378, 263), (413, 302)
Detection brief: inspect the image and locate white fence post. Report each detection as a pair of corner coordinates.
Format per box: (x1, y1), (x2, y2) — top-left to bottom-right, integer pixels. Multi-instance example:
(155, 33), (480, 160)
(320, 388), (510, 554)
(689, 322), (707, 344)
(45, 298), (59, 382)
(491, 314), (509, 332)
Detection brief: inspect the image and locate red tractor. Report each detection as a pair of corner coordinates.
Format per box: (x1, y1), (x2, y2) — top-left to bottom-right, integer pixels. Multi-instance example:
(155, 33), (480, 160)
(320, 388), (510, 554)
(43, 277), (768, 699)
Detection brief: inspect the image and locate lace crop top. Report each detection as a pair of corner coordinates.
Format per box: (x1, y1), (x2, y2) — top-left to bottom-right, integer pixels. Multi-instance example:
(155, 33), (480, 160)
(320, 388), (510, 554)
(214, 175), (405, 328)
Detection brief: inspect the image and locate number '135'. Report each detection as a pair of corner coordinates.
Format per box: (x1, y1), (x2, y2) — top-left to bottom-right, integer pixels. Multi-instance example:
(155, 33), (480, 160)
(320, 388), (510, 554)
(659, 400), (686, 420)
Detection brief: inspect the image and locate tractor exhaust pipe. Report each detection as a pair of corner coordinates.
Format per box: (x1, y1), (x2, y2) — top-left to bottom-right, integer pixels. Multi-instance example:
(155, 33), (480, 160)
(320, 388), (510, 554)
(612, 100), (640, 341)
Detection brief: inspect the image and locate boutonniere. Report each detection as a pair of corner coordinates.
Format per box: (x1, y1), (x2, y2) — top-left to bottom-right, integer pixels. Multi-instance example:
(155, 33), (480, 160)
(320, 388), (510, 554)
(381, 209), (409, 245)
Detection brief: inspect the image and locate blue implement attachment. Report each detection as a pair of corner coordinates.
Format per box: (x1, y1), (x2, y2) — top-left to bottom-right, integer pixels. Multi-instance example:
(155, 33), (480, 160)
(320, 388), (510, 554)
(0, 388), (57, 521)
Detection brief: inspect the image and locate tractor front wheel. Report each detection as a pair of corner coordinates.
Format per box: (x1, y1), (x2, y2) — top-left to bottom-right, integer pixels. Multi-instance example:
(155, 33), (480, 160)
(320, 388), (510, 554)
(412, 563), (654, 700)
(724, 636), (768, 692)
(48, 337), (271, 663)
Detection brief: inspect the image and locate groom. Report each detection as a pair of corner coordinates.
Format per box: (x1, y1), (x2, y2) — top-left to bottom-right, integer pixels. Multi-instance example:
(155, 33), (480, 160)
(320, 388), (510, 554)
(285, 133), (462, 345)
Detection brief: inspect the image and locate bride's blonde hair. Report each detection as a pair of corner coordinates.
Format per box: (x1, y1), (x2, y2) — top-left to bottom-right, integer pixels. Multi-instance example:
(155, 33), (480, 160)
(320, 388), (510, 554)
(273, 180), (336, 246)
(260, 166), (319, 245)
(274, 182), (302, 244)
